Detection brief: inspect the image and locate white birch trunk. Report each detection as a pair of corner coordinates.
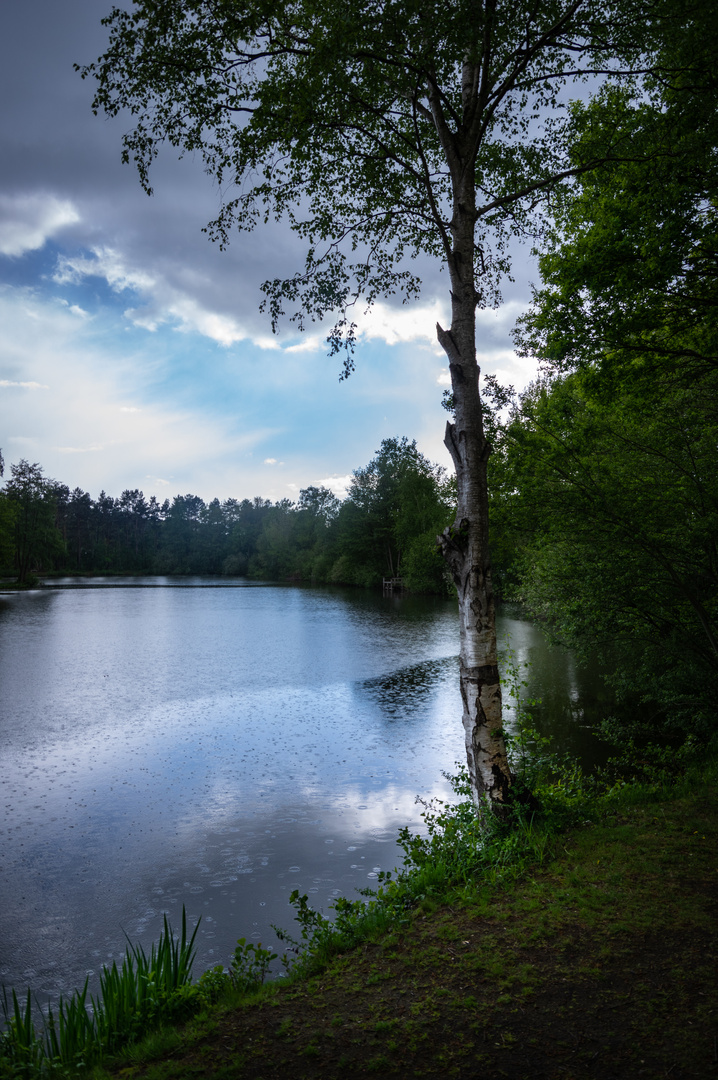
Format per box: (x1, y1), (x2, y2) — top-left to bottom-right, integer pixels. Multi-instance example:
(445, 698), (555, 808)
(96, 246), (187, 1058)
(435, 114), (512, 809)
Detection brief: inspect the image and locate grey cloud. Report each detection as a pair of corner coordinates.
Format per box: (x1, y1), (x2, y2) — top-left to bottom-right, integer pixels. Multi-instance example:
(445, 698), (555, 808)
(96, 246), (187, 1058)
(0, 0), (536, 355)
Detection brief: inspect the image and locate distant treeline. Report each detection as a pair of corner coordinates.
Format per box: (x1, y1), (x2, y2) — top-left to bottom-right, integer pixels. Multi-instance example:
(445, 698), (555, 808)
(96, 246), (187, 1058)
(0, 438), (455, 594)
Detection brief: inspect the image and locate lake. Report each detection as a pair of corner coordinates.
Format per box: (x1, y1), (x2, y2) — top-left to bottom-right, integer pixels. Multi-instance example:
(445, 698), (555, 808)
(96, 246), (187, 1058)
(0, 578), (612, 1004)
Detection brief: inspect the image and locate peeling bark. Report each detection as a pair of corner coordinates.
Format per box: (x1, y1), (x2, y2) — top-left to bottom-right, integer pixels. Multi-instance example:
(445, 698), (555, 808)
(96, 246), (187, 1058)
(435, 120), (512, 809)
(438, 504), (511, 809)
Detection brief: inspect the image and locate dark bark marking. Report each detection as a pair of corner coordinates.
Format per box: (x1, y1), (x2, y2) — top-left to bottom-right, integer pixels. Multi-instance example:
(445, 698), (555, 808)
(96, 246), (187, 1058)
(443, 422), (462, 472)
(436, 322), (462, 367)
(490, 764), (512, 804)
(461, 664), (500, 684)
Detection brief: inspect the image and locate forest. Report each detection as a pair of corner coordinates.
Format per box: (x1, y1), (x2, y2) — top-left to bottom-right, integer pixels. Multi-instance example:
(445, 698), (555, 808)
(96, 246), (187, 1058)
(489, 62), (718, 739)
(0, 437), (456, 595)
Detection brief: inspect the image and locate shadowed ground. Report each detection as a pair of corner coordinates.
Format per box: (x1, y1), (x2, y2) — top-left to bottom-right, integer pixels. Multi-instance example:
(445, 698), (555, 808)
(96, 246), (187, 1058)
(100, 788), (717, 1080)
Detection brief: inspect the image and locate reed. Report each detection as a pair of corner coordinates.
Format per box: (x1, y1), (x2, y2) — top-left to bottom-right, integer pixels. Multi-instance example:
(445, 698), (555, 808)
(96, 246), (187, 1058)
(0, 907), (199, 1077)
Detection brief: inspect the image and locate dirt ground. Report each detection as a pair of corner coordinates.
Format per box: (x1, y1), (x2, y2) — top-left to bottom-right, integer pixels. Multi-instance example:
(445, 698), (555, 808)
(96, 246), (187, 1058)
(110, 791), (718, 1080)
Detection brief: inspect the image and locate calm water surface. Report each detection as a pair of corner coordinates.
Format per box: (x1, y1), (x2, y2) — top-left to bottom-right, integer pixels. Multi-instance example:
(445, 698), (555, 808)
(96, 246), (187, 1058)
(0, 579), (611, 1002)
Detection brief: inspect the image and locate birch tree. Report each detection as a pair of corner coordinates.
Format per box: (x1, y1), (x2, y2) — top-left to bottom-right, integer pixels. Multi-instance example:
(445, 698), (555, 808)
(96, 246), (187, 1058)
(81, 0), (671, 808)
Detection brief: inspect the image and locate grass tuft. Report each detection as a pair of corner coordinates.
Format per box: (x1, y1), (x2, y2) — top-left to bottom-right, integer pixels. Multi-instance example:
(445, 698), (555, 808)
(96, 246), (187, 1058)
(0, 908), (200, 1077)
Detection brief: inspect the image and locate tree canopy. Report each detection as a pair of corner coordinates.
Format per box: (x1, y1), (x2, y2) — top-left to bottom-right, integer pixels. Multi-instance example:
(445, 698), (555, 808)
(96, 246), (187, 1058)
(80, 0), (670, 361)
(493, 370), (718, 733)
(3, 461), (65, 585)
(498, 13), (718, 735)
(515, 1), (718, 385)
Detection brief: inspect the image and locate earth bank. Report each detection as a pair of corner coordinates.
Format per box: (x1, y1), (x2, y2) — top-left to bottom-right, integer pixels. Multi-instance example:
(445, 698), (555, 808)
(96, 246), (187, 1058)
(100, 780), (718, 1080)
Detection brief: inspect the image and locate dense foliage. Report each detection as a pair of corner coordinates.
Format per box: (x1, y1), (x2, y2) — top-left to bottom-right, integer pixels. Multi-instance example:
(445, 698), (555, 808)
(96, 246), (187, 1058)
(489, 12), (718, 735)
(0, 438), (454, 594)
(491, 371), (718, 733)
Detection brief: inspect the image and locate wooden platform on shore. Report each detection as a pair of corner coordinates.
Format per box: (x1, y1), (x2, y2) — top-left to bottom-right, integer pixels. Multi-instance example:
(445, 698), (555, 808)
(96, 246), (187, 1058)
(382, 577), (404, 591)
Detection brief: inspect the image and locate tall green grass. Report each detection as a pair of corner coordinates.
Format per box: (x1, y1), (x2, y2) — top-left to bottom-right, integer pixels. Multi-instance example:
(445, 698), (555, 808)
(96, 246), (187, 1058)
(0, 908), (199, 1077)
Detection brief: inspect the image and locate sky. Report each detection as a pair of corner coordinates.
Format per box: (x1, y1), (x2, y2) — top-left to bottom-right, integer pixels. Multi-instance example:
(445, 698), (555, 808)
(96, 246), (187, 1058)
(0, 0), (542, 504)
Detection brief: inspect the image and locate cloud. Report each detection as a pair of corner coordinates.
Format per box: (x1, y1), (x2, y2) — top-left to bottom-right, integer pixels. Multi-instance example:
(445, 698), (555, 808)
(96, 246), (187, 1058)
(56, 443), (105, 454)
(279, 296), (452, 358)
(0, 193), (80, 257)
(284, 334), (324, 354)
(356, 297), (448, 350)
(436, 369), (451, 386)
(54, 247), (155, 293)
(317, 474), (353, 498)
(51, 248), (453, 356)
(127, 294), (247, 347)
(476, 300), (527, 335)
(0, 380), (49, 389)
(476, 348), (531, 386)
(344, 297), (531, 360)
(54, 247), (252, 348)
(0, 287), (275, 498)
(263, 457), (277, 465)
